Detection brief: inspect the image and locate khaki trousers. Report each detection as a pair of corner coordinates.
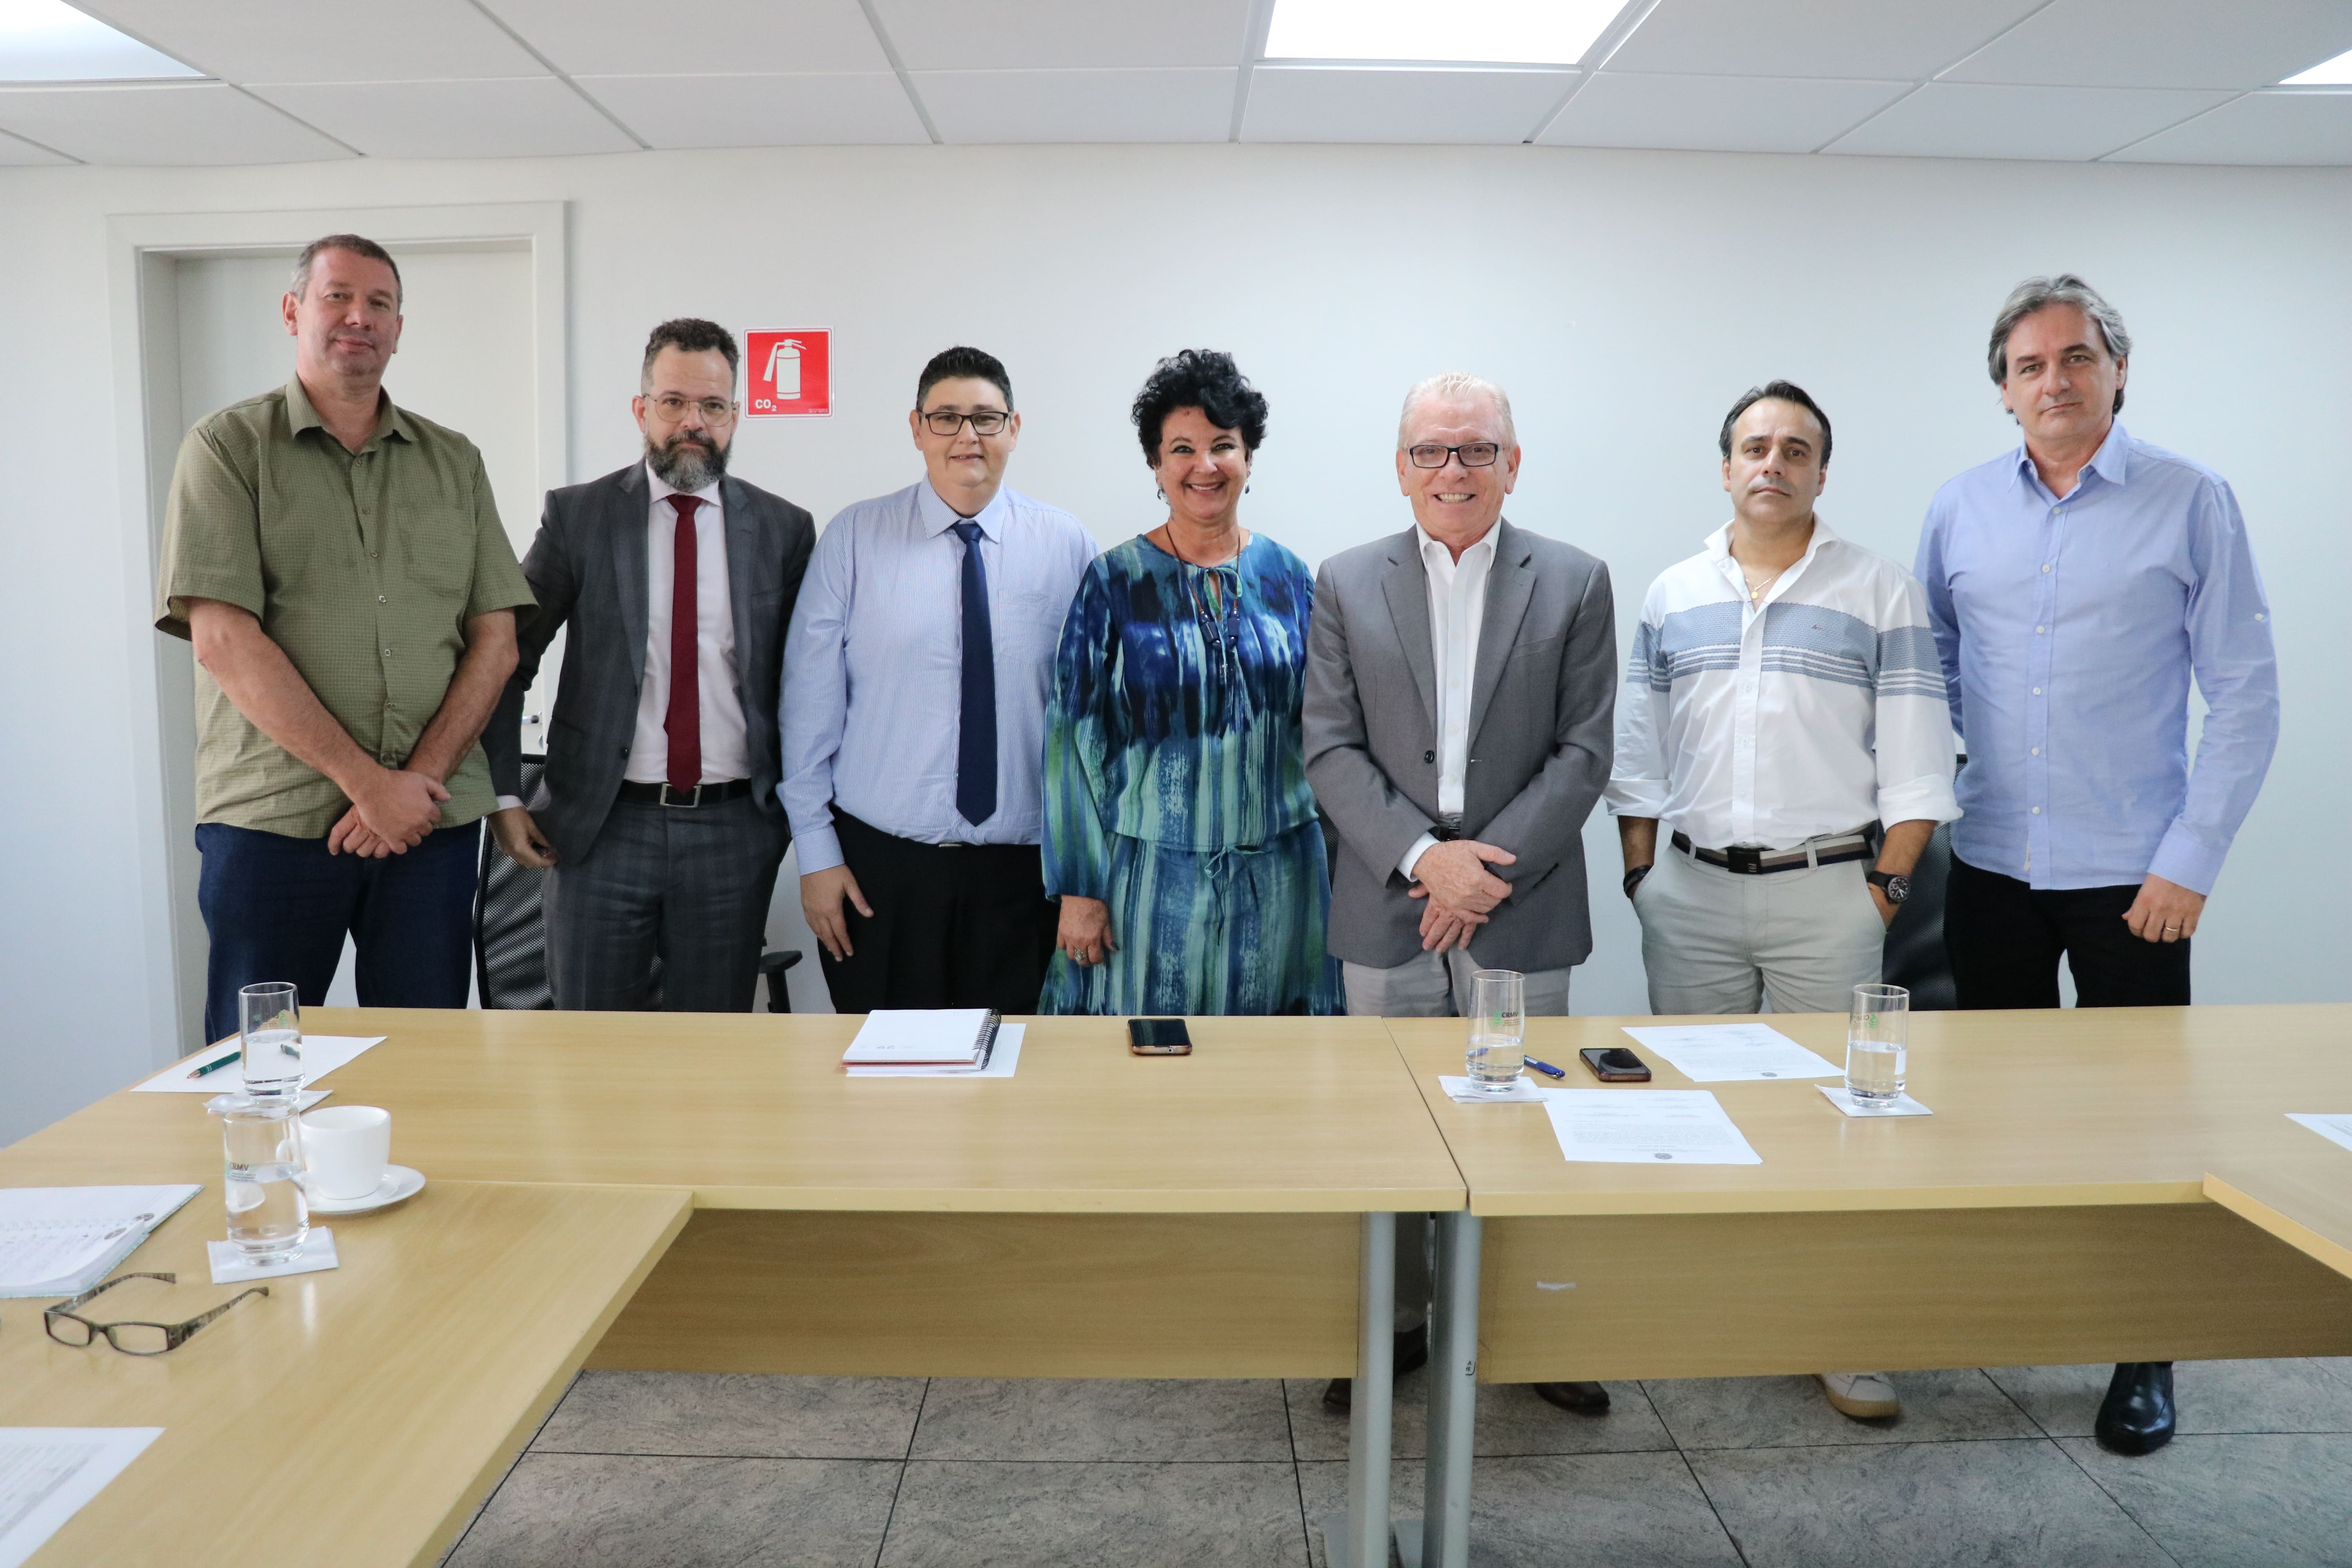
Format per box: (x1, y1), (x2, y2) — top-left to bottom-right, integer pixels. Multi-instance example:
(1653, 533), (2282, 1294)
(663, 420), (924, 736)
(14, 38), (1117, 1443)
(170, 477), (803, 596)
(1634, 840), (1885, 1016)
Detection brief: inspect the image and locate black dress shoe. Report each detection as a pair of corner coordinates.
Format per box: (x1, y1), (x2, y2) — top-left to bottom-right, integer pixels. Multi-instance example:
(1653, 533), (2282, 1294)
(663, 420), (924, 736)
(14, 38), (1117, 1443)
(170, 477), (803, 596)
(1321, 1327), (1432, 1412)
(1532, 1381), (1611, 1415)
(2094, 1361), (2176, 1456)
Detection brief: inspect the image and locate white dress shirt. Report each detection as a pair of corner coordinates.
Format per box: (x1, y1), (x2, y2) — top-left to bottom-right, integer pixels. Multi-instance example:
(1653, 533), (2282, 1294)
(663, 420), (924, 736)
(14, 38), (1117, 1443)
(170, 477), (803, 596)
(1399, 523), (1496, 881)
(1604, 518), (1959, 849)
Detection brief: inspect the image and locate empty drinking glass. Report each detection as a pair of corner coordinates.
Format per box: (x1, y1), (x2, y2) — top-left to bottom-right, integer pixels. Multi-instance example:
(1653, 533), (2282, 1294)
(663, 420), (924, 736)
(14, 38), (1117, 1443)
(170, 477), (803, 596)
(239, 982), (303, 1101)
(1466, 969), (1527, 1095)
(1846, 983), (1910, 1104)
(217, 1096), (309, 1262)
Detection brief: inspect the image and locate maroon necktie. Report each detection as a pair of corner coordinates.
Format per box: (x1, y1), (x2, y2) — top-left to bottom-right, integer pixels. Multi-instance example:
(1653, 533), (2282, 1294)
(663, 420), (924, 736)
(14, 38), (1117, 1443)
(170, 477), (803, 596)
(664, 494), (703, 793)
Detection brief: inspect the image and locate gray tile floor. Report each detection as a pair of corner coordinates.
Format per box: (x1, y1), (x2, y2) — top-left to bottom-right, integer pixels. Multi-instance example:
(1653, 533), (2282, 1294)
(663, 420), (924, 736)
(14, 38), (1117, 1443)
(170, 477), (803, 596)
(443, 1357), (2352, 1567)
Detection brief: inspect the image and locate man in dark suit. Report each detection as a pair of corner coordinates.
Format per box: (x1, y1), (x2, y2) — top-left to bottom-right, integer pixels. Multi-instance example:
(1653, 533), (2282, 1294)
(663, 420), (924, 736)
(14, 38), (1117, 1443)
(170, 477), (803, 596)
(485, 319), (815, 1011)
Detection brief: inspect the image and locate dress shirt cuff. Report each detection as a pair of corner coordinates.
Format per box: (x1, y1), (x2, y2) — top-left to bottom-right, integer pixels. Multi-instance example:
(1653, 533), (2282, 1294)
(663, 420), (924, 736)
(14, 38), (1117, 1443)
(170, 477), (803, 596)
(1399, 833), (1439, 883)
(1602, 777), (1669, 819)
(492, 795), (524, 813)
(1872, 777), (1960, 831)
(2147, 823), (2225, 899)
(791, 821), (845, 875)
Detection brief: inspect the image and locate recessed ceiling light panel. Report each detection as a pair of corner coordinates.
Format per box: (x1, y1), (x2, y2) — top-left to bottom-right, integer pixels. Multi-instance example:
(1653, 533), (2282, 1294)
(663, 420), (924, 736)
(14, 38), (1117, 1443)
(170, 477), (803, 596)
(2280, 46), (2352, 85)
(1264, 0), (1629, 66)
(0, 0), (201, 82)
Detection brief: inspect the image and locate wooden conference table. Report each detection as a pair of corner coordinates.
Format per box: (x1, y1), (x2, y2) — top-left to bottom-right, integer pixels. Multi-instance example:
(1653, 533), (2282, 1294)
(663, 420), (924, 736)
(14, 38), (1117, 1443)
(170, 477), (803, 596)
(0, 1009), (1463, 1568)
(1392, 1003), (2352, 1568)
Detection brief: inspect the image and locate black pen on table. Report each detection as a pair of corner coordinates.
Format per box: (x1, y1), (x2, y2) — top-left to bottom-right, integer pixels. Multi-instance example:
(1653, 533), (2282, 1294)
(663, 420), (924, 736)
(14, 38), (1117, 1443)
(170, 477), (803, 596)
(1522, 1054), (1566, 1079)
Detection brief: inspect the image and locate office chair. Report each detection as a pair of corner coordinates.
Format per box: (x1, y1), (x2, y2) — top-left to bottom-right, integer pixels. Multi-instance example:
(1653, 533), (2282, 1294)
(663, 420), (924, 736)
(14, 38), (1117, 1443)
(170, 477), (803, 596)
(1882, 819), (1958, 1011)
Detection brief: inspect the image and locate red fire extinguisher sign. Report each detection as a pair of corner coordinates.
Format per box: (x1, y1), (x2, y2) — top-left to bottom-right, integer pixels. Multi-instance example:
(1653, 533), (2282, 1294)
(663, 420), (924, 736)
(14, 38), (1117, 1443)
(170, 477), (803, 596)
(745, 329), (831, 418)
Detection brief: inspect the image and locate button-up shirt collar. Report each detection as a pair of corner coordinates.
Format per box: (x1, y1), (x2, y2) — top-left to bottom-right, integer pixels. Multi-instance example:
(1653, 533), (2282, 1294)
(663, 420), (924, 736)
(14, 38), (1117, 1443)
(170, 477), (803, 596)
(916, 478), (1010, 540)
(285, 374), (411, 454)
(2009, 417), (2131, 504)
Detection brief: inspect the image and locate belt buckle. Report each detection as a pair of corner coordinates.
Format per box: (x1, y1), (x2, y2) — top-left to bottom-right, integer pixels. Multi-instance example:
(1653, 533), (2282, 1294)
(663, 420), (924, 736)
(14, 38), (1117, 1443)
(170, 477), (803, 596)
(1724, 845), (1765, 875)
(658, 783), (703, 808)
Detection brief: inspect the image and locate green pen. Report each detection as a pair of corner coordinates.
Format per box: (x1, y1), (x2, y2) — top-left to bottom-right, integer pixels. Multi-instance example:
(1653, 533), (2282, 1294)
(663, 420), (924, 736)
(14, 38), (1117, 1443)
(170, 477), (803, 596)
(186, 1049), (241, 1081)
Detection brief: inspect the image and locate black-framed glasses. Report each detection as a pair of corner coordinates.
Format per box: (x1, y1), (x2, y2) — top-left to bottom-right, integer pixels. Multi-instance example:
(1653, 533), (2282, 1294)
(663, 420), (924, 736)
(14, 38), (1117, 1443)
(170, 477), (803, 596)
(44, 1272), (269, 1356)
(921, 409), (1011, 436)
(647, 394), (736, 423)
(1406, 442), (1502, 469)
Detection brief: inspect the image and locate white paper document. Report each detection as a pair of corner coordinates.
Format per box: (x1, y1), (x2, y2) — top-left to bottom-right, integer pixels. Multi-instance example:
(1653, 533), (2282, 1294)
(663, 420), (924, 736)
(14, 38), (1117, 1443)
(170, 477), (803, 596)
(841, 1009), (995, 1067)
(0, 1428), (163, 1568)
(0, 1186), (202, 1298)
(207, 1227), (338, 1285)
(847, 1025), (1023, 1078)
(132, 1036), (387, 1094)
(1819, 1086), (1934, 1118)
(2286, 1113), (2352, 1155)
(1619, 1023), (1841, 1083)
(1543, 1089), (1762, 1165)
(1438, 1074), (1543, 1104)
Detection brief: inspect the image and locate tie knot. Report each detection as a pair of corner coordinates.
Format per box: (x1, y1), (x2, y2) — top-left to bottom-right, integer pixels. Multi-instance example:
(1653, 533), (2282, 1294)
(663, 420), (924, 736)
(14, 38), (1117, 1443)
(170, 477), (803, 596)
(670, 494), (703, 522)
(951, 520), (983, 546)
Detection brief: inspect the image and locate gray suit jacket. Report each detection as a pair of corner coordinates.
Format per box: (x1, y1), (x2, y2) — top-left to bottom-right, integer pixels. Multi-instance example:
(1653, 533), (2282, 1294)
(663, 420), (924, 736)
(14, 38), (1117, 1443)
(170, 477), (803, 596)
(1303, 520), (1615, 973)
(486, 463), (815, 862)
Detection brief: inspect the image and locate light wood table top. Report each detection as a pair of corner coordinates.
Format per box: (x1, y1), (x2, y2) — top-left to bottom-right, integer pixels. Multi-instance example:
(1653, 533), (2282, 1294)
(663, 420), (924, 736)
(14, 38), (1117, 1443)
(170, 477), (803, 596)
(6, 1009), (1465, 1215)
(2205, 1124), (2352, 1281)
(2, 1178), (689, 1568)
(1389, 1004), (2352, 1217)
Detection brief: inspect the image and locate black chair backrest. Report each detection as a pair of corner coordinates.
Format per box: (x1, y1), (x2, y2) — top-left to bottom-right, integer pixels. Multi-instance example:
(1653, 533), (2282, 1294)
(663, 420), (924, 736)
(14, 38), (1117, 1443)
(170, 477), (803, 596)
(1881, 819), (1958, 1011)
(475, 756), (553, 1011)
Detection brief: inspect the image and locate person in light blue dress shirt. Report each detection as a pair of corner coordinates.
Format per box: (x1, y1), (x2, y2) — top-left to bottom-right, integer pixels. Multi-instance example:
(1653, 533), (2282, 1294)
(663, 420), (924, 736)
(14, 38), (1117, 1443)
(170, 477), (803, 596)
(780, 346), (1097, 1014)
(1914, 274), (2279, 1460)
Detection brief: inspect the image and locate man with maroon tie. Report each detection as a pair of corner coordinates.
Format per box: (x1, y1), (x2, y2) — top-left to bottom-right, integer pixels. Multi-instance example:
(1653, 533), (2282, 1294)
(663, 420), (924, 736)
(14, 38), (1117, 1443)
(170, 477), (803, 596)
(485, 319), (815, 1010)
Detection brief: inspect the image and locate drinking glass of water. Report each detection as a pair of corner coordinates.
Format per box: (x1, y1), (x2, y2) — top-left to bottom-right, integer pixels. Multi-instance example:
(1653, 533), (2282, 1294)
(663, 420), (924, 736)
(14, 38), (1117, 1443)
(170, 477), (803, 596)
(217, 1096), (309, 1262)
(1466, 969), (1527, 1096)
(239, 981), (303, 1101)
(1846, 983), (1910, 1105)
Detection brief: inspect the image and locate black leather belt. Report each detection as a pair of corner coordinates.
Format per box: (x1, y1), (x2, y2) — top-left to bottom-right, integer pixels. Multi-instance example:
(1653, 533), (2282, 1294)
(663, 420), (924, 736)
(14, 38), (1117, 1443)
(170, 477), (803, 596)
(616, 778), (753, 808)
(1671, 828), (1872, 875)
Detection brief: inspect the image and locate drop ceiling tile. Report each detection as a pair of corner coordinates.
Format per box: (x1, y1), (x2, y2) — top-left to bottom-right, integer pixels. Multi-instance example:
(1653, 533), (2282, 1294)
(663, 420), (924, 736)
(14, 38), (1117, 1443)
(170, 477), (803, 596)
(1537, 71), (1909, 152)
(577, 72), (927, 146)
(0, 81), (351, 164)
(1943, 0), (2352, 91)
(1604, 0), (2045, 81)
(74, 0), (546, 84)
(248, 78), (637, 158)
(479, 0), (891, 76)
(1242, 65), (1572, 144)
(2105, 87), (2352, 164)
(1825, 81), (2232, 161)
(0, 128), (73, 164)
(871, 0), (1252, 71)
(917, 66), (1235, 142)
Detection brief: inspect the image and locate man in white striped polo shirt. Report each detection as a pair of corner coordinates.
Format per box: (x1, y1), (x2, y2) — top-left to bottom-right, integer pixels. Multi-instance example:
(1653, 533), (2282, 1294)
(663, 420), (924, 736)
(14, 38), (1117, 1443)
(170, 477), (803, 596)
(1605, 380), (1959, 1423)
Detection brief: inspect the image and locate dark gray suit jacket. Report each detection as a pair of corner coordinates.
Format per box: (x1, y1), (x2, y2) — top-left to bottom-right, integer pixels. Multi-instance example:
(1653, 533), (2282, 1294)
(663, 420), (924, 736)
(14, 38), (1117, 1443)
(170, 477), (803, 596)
(1303, 520), (1615, 973)
(486, 463), (815, 862)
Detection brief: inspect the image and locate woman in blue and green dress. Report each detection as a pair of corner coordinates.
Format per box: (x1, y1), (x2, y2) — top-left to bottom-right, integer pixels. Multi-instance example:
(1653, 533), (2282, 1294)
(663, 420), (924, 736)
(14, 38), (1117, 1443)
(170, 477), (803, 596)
(1040, 350), (1341, 1016)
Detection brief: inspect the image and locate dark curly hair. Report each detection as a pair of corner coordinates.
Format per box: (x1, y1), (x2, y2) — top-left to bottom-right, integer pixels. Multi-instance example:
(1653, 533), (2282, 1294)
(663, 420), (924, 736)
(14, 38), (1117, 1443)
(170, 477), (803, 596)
(1131, 349), (1268, 466)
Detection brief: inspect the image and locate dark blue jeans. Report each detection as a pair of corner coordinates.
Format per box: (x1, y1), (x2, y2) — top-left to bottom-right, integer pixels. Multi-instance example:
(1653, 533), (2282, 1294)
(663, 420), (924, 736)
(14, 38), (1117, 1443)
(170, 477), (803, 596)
(196, 821), (479, 1044)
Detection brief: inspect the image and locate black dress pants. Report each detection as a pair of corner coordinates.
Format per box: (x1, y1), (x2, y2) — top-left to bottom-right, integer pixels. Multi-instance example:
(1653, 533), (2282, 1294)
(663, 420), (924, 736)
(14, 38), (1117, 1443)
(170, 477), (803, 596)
(1945, 855), (2191, 1009)
(821, 809), (1060, 1015)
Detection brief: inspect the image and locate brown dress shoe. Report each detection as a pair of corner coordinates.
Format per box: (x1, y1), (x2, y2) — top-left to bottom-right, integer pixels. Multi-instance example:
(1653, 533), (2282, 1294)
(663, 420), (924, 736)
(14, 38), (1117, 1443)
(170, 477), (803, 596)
(1532, 1381), (1611, 1414)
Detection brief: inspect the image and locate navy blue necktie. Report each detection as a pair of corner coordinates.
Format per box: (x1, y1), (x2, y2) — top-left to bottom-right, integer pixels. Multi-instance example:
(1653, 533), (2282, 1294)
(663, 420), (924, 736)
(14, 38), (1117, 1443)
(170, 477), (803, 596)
(951, 520), (997, 826)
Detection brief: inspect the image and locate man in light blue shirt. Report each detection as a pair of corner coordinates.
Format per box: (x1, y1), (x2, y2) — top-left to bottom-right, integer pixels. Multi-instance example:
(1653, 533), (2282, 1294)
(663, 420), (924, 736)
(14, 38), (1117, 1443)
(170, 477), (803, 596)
(1915, 274), (2279, 1459)
(781, 346), (1097, 1014)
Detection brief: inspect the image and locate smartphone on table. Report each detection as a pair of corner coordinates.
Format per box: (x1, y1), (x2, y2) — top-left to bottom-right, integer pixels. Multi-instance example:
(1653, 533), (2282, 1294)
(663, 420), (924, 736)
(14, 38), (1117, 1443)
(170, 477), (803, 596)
(1579, 1046), (1651, 1082)
(1128, 1018), (1193, 1056)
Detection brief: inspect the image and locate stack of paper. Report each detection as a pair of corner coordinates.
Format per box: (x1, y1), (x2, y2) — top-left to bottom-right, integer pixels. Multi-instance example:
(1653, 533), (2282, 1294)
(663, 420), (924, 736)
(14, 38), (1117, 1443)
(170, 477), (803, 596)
(842, 1011), (1010, 1076)
(0, 1186), (202, 1299)
(1620, 1023), (1841, 1082)
(131, 1034), (388, 1094)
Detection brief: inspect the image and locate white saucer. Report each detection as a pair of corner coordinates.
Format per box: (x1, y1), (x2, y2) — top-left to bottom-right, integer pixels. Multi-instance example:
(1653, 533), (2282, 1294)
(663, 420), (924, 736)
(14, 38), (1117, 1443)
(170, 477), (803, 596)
(307, 1165), (425, 1215)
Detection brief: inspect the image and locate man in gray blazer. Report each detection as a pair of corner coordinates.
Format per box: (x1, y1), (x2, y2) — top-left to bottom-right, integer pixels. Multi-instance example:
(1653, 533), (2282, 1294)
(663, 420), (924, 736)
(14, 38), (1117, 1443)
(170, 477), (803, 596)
(1304, 371), (1616, 1415)
(485, 319), (815, 1011)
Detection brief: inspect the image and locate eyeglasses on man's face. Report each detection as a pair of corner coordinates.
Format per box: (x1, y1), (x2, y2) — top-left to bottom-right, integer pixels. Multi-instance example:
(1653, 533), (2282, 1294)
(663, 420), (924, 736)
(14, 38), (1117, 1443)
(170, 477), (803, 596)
(43, 1272), (269, 1355)
(648, 394), (737, 424)
(1406, 442), (1502, 469)
(921, 409), (1012, 437)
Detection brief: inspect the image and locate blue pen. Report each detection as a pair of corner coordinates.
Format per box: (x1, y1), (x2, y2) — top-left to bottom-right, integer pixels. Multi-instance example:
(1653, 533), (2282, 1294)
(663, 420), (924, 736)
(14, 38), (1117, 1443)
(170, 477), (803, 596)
(1522, 1055), (1566, 1079)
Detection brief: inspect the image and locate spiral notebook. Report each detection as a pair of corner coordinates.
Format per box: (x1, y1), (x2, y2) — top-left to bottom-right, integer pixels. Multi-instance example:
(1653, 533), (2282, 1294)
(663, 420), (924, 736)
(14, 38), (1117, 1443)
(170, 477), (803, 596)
(841, 1009), (1001, 1070)
(0, 1186), (203, 1298)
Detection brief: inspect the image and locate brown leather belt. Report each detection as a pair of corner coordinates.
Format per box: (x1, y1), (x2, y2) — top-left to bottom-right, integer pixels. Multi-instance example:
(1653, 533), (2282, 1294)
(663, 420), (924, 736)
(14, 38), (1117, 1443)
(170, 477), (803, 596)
(1670, 828), (1872, 875)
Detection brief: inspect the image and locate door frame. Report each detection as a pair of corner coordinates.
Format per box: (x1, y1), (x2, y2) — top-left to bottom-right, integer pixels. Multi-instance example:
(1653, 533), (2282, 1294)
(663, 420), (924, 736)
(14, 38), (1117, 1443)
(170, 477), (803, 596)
(105, 201), (569, 1059)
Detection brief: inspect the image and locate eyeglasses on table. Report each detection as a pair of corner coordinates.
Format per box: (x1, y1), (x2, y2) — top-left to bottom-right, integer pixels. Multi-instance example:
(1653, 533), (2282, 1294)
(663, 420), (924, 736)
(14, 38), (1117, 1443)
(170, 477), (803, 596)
(42, 1272), (269, 1355)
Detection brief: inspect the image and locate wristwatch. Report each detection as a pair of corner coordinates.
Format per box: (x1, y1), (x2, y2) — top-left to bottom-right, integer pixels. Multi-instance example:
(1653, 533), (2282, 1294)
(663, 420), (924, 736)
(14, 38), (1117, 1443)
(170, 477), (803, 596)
(1866, 869), (1911, 904)
(1622, 864), (1652, 898)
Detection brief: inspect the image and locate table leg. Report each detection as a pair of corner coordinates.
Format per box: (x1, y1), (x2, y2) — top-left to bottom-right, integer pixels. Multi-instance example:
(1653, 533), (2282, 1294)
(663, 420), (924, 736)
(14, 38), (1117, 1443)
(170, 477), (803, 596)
(1341, 1210), (1396, 1568)
(1422, 1209), (1481, 1568)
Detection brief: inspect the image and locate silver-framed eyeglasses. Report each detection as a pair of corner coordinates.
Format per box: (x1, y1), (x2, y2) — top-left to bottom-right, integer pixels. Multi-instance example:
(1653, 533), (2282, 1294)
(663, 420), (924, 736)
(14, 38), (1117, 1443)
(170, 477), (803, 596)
(922, 409), (1012, 436)
(1406, 442), (1501, 468)
(648, 394), (737, 423)
(44, 1272), (269, 1356)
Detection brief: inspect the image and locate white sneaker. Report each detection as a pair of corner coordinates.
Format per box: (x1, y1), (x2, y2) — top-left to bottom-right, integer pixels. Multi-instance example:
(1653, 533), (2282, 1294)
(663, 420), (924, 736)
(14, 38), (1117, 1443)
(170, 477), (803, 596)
(1817, 1371), (1899, 1420)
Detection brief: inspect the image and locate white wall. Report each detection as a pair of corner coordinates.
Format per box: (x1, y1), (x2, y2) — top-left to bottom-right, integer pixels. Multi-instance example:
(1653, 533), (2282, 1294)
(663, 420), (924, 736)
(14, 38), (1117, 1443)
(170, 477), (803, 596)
(2, 143), (2344, 1144)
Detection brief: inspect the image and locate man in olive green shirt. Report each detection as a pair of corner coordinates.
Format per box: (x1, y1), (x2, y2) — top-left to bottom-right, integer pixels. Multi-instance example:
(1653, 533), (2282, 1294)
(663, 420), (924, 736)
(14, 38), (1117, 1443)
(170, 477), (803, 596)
(154, 234), (534, 1043)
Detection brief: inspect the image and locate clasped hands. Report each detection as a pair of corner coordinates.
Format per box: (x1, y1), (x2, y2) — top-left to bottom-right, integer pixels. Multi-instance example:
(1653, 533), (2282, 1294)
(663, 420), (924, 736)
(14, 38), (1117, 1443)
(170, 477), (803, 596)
(1409, 838), (1516, 953)
(328, 766), (450, 858)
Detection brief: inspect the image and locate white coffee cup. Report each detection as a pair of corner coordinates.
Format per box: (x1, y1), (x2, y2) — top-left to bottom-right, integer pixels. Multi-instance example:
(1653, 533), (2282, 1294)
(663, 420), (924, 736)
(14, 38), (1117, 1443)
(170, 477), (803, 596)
(301, 1105), (392, 1201)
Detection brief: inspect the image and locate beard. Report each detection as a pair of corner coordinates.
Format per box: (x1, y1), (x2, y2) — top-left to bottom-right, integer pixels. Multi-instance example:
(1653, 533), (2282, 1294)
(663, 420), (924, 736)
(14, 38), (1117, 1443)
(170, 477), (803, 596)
(647, 427), (730, 492)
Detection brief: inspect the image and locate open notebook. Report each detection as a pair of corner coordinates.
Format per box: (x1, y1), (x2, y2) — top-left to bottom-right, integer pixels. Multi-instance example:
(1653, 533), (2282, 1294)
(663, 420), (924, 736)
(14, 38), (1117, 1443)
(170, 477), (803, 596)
(841, 1009), (1002, 1071)
(0, 1186), (203, 1298)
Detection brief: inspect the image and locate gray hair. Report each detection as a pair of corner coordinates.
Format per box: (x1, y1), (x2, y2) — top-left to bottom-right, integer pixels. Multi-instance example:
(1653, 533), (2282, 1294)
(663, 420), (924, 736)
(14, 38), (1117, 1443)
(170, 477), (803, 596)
(290, 233), (402, 308)
(1399, 372), (1516, 449)
(1988, 274), (2131, 412)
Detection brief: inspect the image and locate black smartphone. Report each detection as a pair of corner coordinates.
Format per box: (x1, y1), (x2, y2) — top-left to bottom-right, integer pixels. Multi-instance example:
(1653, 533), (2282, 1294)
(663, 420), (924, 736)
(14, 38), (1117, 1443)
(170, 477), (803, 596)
(1579, 1046), (1651, 1083)
(1127, 1018), (1194, 1056)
